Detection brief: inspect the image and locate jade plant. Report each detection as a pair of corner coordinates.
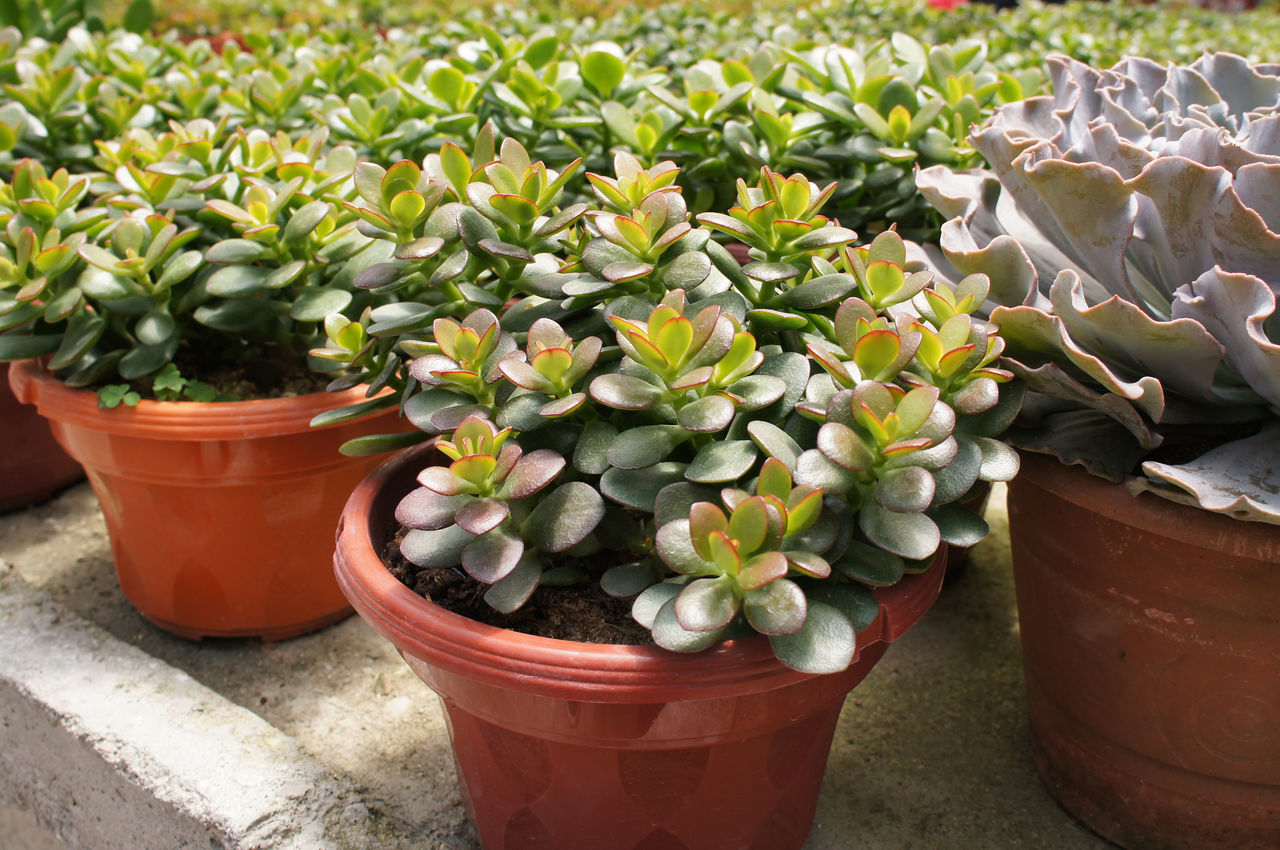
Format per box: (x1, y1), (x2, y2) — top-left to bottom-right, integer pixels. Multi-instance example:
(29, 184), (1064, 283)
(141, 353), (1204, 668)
(318, 131), (1021, 672)
(0, 121), (386, 401)
(916, 52), (1280, 523)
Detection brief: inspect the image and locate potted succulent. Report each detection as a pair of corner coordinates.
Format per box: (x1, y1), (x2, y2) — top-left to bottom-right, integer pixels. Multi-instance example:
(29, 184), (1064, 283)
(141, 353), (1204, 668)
(1, 120), (407, 639)
(916, 52), (1280, 850)
(326, 130), (1021, 849)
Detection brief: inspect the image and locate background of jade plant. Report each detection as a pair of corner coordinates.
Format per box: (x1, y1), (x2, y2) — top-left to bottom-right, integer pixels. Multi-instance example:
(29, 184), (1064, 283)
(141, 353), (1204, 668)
(3, 0), (1274, 398)
(4, 0), (1279, 243)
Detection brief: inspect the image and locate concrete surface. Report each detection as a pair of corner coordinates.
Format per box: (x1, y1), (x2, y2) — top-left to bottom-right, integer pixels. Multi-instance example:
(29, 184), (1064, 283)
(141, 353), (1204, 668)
(0, 481), (1115, 849)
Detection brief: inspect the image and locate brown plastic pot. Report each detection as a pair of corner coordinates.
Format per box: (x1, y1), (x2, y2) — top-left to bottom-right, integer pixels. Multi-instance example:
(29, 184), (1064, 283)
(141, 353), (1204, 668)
(1007, 452), (1280, 850)
(1, 363), (82, 511)
(10, 359), (405, 641)
(334, 440), (948, 850)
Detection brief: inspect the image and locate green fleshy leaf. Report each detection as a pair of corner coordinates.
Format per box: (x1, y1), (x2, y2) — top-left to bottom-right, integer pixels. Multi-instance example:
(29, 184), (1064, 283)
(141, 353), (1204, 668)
(461, 525), (524, 583)
(601, 560), (661, 598)
(573, 419), (618, 475)
(833, 540), (907, 586)
(768, 601), (855, 673)
(677, 394), (735, 432)
(747, 420), (803, 470)
(806, 582), (880, 632)
(524, 482), (606, 552)
(874, 466), (936, 513)
(205, 264), (270, 297)
(484, 551), (542, 613)
(401, 525), (473, 568)
(653, 482), (718, 525)
(930, 502), (990, 548)
(290, 288), (352, 322)
(686, 440), (758, 483)
(602, 463), (688, 511)
(338, 431), (428, 457)
(651, 598), (727, 653)
(607, 424), (689, 469)
(632, 581), (683, 629)
(859, 503), (940, 561)
(743, 578), (806, 635)
(674, 577), (740, 631)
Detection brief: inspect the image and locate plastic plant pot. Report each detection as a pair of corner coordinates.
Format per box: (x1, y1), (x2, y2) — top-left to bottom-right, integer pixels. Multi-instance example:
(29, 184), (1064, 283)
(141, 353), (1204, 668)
(334, 440), (948, 850)
(10, 359), (406, 641)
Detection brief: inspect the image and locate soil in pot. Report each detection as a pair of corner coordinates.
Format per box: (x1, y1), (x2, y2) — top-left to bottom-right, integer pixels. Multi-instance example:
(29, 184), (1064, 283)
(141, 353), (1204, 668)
(1007, 452), (1280, 850)
(335, 442), (949, 850)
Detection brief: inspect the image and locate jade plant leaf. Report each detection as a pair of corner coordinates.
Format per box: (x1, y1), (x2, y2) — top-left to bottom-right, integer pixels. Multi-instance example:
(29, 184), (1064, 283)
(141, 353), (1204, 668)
(767, 601), (855, 674)
(524, 482), (606, 552)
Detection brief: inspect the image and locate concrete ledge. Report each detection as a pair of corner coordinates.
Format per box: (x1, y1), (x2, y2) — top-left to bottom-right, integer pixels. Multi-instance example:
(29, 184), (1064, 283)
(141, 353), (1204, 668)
(0, 562), (415, 850)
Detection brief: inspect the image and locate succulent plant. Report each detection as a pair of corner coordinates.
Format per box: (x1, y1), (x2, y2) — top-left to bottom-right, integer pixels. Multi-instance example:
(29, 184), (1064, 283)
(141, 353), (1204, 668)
(0, 122), (386, 400)
(320, 133), (1021, 672)
(916, 52), (1280, 523)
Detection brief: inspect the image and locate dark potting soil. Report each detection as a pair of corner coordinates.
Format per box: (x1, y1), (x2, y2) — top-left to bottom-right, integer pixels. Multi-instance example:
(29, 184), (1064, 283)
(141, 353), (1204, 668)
(383, 522), (655, 645)
(129, 345), (332, 401)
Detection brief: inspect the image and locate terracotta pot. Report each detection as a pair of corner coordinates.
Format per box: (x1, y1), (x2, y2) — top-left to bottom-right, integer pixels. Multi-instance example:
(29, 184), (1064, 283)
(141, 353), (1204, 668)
(1007, 452), (1280, 850)
(334, 441), (948, 850)
(9, 359), (405, 641)
(0, 363), (83, 511)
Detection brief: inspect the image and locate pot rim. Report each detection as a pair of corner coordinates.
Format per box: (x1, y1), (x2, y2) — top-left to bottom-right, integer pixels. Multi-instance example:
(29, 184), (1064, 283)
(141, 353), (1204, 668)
(8, 358), (384, 440)
(335, 440), (947, 702)
(1015, 450), (1280, 554)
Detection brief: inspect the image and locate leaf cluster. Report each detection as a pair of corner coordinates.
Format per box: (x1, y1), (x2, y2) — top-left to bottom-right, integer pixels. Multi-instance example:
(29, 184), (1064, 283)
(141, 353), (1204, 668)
(318, 134), (1023, 672)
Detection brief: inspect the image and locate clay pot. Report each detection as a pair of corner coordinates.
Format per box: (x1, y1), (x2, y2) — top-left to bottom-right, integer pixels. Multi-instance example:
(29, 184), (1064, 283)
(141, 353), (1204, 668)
(1007, 452), (1280, 850)
(0, 363), (82, 511)
(334, 440), (948, 850)
(9, 359), (405, 641)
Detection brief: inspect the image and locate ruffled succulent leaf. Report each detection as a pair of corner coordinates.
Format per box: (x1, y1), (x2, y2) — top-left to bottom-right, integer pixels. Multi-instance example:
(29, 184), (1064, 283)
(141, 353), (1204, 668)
(1135, 422), (1280, 523)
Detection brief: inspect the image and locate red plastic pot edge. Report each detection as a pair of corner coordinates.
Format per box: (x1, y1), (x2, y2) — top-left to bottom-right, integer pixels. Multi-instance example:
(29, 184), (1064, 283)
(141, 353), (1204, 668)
(335, 440), (947, 704)
(9, 359), (387, 441)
